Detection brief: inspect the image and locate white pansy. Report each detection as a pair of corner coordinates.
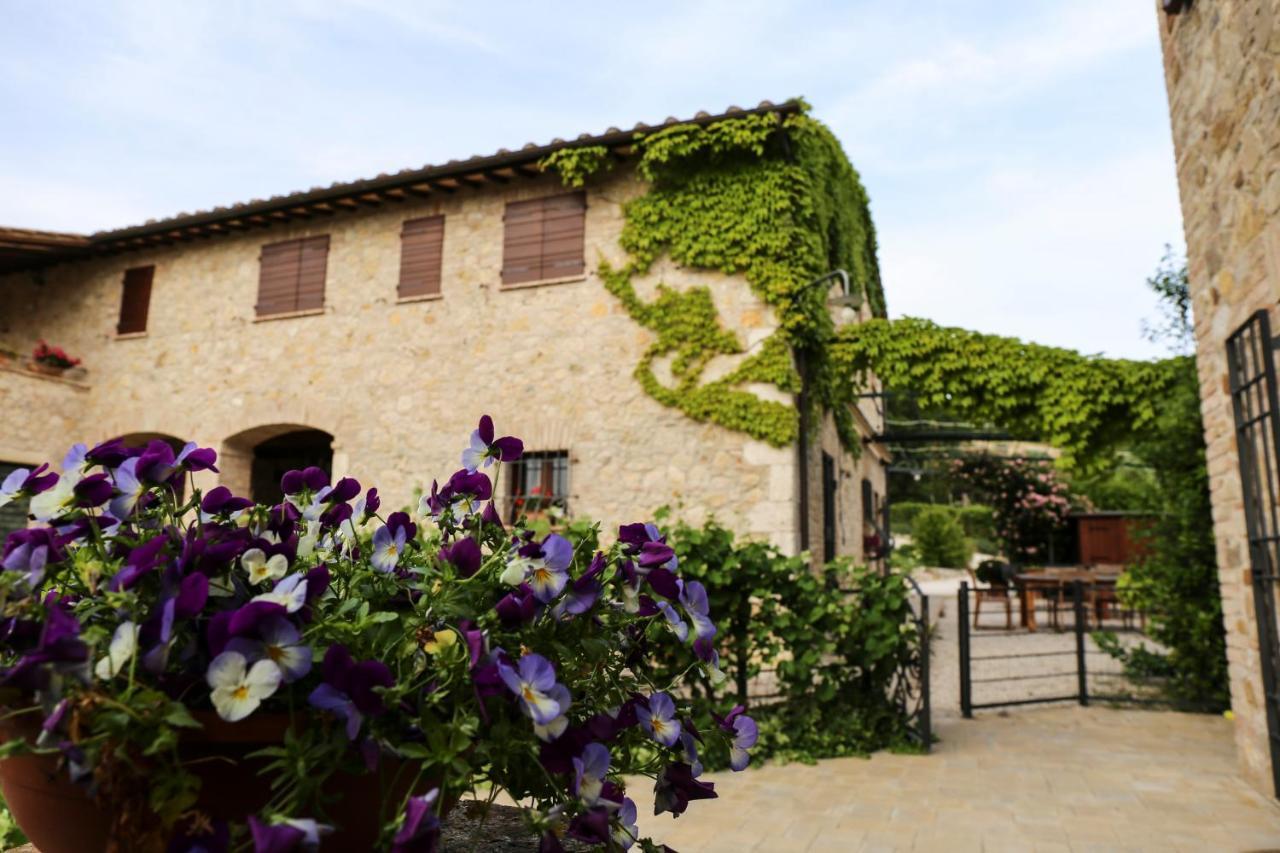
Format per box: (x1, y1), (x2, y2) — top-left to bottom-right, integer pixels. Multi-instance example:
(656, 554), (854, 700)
(28, 473), (80, 522)
(297, 521), (321, 559)
(251, 574), (309, 613)
(241, 548), (289, 585)
(206, 651), (282, 722)
(94, 621), (140, 680)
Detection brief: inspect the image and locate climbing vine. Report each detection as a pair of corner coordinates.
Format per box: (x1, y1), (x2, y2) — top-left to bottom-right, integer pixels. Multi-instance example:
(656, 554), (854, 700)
(833, 317), (1187, 469)
(542, 106), (1178, 470)
(543, 103), (884, 448)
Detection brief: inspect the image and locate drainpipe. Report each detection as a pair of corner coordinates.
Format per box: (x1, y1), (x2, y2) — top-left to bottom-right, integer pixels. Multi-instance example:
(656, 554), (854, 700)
(796, 269), (855, 555)
(797, 347), (811, 554)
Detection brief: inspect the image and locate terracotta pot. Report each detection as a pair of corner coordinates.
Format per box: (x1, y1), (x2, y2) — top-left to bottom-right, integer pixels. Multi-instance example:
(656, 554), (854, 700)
(0, 709), (439, 853)
(26, 361), (67, 377)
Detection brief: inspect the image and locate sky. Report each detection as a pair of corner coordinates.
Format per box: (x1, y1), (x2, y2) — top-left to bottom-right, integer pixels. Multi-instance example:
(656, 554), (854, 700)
(0, 0), (1183, 359)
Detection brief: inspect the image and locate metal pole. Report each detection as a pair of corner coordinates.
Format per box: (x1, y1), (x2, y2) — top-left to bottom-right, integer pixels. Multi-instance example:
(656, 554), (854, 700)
(1073, 581), (1089, 707)
(958, 582), (972, 718)
(919, 589), (932, 750)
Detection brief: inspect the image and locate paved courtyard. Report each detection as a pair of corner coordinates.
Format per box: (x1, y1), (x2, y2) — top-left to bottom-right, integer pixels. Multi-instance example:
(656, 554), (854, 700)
(624, 707), (1280, 852)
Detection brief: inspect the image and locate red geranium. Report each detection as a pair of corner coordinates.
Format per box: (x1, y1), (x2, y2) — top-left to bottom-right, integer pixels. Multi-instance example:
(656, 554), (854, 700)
(32, 340), (81, 369)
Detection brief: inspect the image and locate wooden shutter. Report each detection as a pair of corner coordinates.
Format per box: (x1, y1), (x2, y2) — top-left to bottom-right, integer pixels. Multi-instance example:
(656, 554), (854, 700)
(398, 216), (445, 298)
(117, 265), (154, 334)
(257, 236), (328, 316)
(502, 192), (585, 286)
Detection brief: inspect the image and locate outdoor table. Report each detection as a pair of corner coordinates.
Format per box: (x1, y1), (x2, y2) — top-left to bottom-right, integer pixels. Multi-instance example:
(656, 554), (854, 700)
(1012, 568), (1120, 631)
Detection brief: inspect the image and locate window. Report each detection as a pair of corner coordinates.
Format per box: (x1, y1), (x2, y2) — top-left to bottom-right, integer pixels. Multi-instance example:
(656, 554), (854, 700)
(0, 462), (28, 539)
(398, 215), (445, 300)
(257, 235), (329, 317)
(501, 192), (585, 286)
(117, 265), (154, 334)
(508, 451), (570, 522)
(822, 452), (837, 563)
(862, 478), (875, 522)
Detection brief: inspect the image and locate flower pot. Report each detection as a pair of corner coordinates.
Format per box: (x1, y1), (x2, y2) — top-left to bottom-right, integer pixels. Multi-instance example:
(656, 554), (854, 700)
(0, 709), (439, 853)
(26, 361), (67, 377)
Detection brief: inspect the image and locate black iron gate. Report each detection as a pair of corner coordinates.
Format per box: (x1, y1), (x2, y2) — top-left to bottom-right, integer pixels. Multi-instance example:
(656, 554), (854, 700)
(1227, 309), (1280, 798)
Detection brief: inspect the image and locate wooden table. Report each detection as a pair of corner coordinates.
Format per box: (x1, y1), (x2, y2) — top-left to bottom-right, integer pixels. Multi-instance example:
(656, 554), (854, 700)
(1012, 569), (1120, 631)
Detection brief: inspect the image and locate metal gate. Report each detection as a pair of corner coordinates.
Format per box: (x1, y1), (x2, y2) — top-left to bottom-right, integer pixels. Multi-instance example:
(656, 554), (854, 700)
(1227, 309), (1280, 797)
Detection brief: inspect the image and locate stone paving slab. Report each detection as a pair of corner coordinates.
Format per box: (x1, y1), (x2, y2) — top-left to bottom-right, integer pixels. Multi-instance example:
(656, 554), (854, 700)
(623, 707), (1280, 852)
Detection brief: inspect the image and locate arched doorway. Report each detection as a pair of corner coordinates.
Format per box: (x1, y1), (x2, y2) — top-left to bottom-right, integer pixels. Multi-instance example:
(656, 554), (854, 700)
(250, 430), (333, 506)
(221, 425), (335, 505)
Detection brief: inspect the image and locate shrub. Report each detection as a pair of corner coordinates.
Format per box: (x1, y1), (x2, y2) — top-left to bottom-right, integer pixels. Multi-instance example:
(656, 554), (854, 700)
(647, 516), (922, 765)
(912, 507), (972, 568)
(0, 416), (753, 850)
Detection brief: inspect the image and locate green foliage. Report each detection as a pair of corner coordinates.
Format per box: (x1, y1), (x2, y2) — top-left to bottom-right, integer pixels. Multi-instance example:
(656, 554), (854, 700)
(545, 104), (884, 448)
(540, 145), (613, 188)
(952, 455), (1074, 564)
(890, 501), (994, 545)
(1102, 355), (1228, 709)
(0, 793), (26, 850)
(651, 516), (920, 764)
(834, 317), (1184, 469)
(911, 507), (972, 569)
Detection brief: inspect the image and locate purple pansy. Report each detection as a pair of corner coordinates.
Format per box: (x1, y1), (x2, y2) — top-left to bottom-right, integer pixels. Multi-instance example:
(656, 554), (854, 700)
(714, 705), (759, 771)
(678, 580), (716, 642)
(552, 553), (604, 618)
(499, 652), (567, 726)
(308, 644), (394, 740)
(248, 815), (329, 853)
(391, 789), (441, 853)
(654, 762), (717, 816)
(0, 463), (57, 508)
(251, 573), (309, 613)
(636, 692), (681, 747)
(226, 616), (313, 682)
(572, 742), (611, 806)
(199, 486), (254, 516)
(440, 536), (481, 578)
(3, 527), (63, 588)
(503, 533), (573, 603)
(107, 534), (170, 592)
(461, 415), (524, 472)
(371, 523), (406, 573)
(73, 473), (113, 508)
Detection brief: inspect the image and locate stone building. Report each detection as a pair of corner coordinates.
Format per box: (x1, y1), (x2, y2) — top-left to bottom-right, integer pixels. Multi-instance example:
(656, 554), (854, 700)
(0, 102), (888, 564)
(1158, 0), (1280, 797)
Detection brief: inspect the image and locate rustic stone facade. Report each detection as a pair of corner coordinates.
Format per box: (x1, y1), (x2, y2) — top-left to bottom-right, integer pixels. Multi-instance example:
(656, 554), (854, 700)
(0, 162), (884, 561)
(1158, 0), (1280, 796)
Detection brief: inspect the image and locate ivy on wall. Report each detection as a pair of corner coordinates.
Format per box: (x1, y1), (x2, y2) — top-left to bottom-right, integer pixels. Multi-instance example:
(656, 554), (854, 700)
(544, 107), (1177, 470)
(543, 103), (885, 449)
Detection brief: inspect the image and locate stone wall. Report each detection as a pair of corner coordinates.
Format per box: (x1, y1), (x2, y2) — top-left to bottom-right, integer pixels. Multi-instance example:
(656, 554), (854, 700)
(0, 163), (878, 555)
(1158, 0), (1280, 796)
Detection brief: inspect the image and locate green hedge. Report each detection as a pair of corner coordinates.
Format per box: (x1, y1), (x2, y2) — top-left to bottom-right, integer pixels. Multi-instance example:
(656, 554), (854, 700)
(892, 502), (995, 549)
(912, 506), (973, 568)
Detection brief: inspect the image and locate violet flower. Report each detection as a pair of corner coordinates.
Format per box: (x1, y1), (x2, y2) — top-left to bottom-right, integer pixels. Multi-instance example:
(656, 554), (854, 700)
(715, 705), (759, 771)
(440, 536), (481, 578)
(307, 644), (394, 740)
(637, 692), (681, 747)
(572, 742), (611, 806)
(226, 616), (313, 682)
(502, 533), (572, 603)
(248, 815), (329, 853)
(551, 553), (604, 618)
(678, 580), (716, 643)
(0, 463), (57, 508)
(371, 523), (406, 573)
(2, 527), (62, 588)
(653, 762), (717, 816)
(391, 789), (441, 853)
(614, 798), (639, 850)
(461, 414), (524, 472)
(499, 652), (567, 726)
